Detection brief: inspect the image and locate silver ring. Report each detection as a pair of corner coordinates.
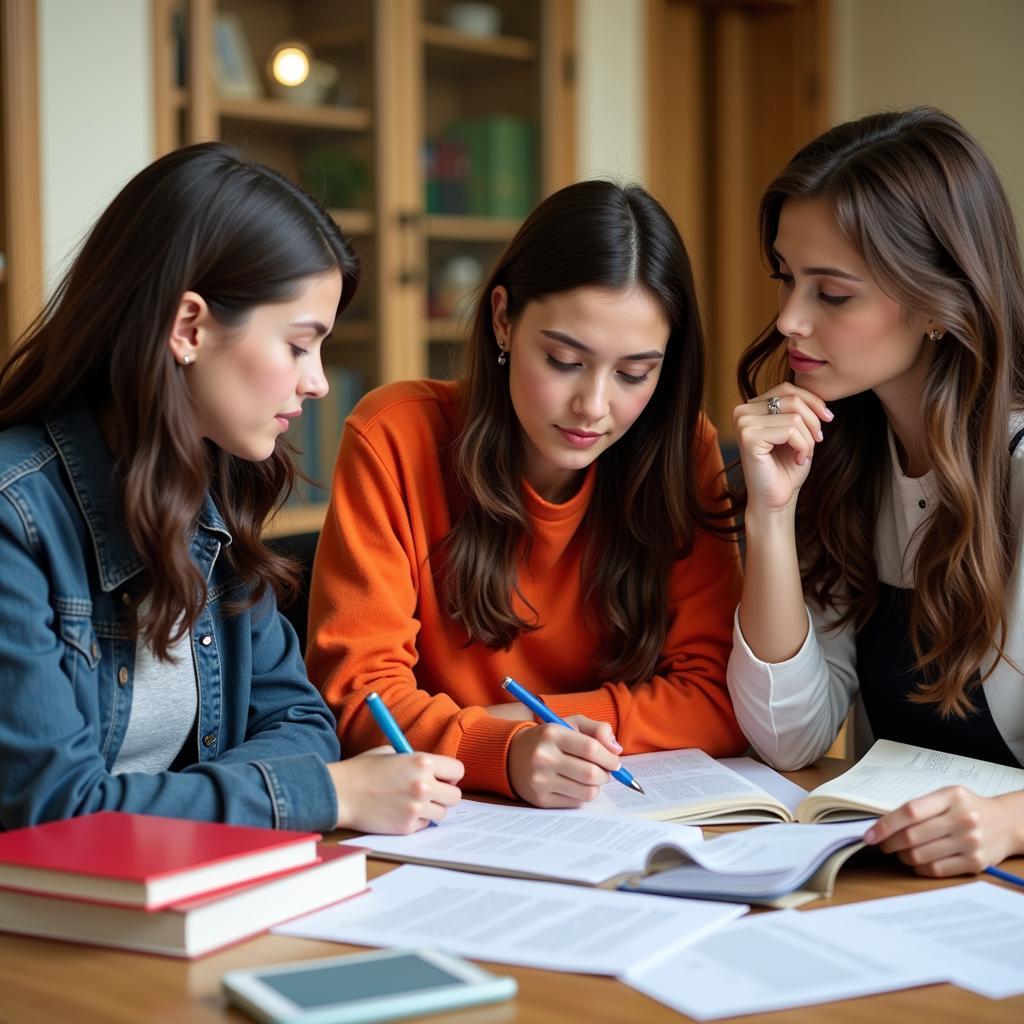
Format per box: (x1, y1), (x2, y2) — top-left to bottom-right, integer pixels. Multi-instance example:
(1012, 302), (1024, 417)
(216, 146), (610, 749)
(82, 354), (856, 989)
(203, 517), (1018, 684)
(767, 396), (782, 416)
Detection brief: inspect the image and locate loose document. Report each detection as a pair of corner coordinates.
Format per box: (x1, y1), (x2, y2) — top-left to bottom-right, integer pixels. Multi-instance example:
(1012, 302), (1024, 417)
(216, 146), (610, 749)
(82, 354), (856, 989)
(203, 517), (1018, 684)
(275, 864), (746, 976)
(624, 879), (1024, 1018)
(351, 798), (703, 885)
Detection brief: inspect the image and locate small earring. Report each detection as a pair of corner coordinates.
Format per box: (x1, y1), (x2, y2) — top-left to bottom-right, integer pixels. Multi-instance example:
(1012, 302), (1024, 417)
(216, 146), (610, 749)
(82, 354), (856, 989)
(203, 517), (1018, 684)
(928, 328), (945, 342)
(497, 347), (508, 367)
(181, 354), (193, 365)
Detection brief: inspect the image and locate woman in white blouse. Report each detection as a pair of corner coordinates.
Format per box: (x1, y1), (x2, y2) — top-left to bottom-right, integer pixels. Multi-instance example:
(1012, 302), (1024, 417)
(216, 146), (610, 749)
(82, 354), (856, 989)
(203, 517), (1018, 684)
(728, 107), (1024, 877)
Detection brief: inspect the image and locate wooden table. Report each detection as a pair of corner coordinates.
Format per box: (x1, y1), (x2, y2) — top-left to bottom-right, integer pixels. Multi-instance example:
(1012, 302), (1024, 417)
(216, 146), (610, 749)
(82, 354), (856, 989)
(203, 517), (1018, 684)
(2, 759), (1022, 1024)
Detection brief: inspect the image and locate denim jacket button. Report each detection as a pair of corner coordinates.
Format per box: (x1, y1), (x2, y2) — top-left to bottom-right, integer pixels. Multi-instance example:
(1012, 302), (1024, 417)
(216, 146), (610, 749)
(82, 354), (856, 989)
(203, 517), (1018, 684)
(202, 733), (216, 747)
(117, 666), (128, 685)
(200, 635), (213, 646)
(91, 643), (99, 660)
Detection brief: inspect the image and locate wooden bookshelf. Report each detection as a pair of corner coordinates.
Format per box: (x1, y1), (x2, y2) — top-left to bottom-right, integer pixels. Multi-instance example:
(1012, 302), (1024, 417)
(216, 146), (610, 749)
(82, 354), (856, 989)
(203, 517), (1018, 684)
(157, 0), (575, 536)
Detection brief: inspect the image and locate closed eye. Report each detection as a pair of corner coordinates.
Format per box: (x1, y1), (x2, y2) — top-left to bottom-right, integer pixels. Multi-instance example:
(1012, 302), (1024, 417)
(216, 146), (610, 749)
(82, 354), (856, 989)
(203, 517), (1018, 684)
(617, 370), (649, 385)
(289, 344), (310, 358)
(546, 354), (581, 372)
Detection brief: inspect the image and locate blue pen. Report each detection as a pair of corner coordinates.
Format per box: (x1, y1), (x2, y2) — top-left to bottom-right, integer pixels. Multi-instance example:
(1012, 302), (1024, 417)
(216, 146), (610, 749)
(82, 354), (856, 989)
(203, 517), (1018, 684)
(364, 692), (438, 826)
(985, 865), (1024, 889)
(500, 676), (646, 795)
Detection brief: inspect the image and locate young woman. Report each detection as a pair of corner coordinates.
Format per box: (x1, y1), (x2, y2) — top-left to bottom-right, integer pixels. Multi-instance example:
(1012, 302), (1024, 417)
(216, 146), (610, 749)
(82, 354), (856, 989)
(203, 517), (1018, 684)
(307, 180), (746, 808)
(728, 107), (1024, 875)
(0, 143), (462, 834)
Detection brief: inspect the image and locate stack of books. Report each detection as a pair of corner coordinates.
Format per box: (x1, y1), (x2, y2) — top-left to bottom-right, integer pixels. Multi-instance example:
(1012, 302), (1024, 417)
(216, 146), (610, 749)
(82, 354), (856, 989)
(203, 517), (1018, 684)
(0, 812), (366, 958)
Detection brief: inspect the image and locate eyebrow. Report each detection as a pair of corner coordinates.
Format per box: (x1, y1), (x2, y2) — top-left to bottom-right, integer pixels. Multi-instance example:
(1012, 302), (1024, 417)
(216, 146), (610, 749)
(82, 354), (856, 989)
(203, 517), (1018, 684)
(772, 251), (863, 282)
(540, 329), (664, 361)
(290, 319), (331, 336)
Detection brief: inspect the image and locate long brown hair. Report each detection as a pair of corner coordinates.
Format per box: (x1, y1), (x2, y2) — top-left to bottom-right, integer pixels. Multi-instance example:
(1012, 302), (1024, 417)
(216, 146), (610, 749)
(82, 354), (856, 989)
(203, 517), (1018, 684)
(0, 142), (360, 658)
(738, 108), (1024, 715)
(442, 180), (719, 682)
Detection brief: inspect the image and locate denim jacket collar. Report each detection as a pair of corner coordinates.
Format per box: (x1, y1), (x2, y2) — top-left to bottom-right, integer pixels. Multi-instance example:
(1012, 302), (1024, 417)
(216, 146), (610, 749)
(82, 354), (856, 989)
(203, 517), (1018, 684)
(45, 403), (232, 592)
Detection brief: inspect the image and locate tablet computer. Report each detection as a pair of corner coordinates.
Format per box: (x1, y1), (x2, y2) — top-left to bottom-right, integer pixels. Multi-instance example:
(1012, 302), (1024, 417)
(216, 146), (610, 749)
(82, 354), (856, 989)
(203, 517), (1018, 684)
(222, 947), (517, 1024)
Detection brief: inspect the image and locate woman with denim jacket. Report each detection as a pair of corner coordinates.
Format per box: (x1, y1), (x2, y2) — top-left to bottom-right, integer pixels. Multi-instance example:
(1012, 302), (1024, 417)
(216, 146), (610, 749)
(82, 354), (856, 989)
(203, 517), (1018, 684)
(0, 143), (463, 834)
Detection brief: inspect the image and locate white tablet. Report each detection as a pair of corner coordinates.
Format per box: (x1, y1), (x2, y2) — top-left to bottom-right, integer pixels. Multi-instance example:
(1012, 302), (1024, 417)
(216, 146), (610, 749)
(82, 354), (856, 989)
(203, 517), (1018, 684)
(222, 947), (517, 1024)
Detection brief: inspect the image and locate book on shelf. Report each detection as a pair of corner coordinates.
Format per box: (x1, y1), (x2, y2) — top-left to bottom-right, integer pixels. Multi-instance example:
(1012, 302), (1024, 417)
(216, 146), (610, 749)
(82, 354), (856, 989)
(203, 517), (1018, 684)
(620, 820), (871, 908)
(0, 812), (320, 909)
(585, 739), (1024, 825)
(0, 843), (366, 958)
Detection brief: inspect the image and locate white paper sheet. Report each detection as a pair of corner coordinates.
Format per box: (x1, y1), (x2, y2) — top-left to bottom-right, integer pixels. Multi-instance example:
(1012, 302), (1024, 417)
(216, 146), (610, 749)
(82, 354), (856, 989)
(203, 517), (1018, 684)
(275, 864), (747, 976)
(805, 879), (1024, 998)
(351, 799), (703, 885)
(625, 908), (944, 1019)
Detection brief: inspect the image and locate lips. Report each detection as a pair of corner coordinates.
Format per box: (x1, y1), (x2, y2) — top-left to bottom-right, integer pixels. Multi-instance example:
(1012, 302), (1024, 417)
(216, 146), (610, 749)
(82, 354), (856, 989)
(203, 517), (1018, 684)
(787, 348), (827, 372)
(557, 427), (604, 449)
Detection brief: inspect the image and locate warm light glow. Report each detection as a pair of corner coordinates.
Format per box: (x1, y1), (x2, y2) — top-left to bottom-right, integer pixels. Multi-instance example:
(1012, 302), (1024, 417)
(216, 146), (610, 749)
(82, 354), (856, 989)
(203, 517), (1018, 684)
(271, 45), (310, 87)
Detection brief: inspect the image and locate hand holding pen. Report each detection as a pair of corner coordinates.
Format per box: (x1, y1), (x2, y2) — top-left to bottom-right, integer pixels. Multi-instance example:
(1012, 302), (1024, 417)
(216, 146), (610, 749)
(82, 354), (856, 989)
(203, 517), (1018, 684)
(500, 676), (646, 808)
(358, 691), (464, 830)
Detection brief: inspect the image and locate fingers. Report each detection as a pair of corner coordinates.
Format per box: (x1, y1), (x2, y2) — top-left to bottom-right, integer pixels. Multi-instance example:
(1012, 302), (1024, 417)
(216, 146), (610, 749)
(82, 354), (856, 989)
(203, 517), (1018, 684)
(415, 752), (466, 784)
(865, 789), (959, 847)
(553, 725), (621, 772)
(733, 385), (833, 466)
(570, 715), (624, 755)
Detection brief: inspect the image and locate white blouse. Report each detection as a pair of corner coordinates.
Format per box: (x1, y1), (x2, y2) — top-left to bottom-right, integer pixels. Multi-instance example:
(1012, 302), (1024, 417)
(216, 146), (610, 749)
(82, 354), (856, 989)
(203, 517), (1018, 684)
(727, 423), (1024, 770)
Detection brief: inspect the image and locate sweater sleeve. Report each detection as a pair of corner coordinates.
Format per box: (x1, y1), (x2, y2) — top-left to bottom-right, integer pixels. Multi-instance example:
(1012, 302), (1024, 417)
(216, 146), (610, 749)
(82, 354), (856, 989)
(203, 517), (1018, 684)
(305, 420), (532, 798)
(726, 598), (860, 771)
(539, 426), (747, 757)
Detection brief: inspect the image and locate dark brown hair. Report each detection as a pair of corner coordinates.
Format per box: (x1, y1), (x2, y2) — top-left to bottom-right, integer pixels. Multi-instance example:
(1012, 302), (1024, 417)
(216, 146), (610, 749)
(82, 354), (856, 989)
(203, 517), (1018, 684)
(0, 142), (360, 658)
(442, 179), (722, 682)
(737, 107), (1024, 714)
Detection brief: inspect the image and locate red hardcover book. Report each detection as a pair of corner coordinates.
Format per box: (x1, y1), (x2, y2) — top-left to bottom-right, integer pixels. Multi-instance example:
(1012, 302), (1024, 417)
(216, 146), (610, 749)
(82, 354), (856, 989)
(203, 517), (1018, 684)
(0, 844), (367, 958)
(0, 812), (320, 908)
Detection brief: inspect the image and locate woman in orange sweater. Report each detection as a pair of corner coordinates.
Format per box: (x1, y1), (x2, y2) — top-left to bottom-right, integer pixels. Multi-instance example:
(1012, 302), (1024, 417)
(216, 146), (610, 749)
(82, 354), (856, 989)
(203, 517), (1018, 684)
(306, 180), (746, 806)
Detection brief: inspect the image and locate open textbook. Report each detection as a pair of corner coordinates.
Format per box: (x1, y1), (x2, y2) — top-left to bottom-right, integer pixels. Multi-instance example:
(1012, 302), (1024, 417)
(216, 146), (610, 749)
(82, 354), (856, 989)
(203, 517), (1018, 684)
(586, 739), (1024, 825)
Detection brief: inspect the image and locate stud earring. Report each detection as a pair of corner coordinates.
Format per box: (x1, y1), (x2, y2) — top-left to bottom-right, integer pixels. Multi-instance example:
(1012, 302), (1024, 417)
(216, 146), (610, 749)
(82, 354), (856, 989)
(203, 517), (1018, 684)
(928, 328), (945, 342)
(181, 354), (193, 365)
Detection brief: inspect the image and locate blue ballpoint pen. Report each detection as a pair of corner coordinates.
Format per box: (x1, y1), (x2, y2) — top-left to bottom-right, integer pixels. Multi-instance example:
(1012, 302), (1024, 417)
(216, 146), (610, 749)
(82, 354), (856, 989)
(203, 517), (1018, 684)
(364, 692), (438, 826)
(985, 865), (1024, 889)
(500, 676), (646, 795)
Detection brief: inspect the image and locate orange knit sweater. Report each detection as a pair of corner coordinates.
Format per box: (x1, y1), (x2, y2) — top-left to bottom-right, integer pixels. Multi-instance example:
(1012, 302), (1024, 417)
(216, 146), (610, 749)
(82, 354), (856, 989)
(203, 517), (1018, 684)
(306, 379), (746, 797)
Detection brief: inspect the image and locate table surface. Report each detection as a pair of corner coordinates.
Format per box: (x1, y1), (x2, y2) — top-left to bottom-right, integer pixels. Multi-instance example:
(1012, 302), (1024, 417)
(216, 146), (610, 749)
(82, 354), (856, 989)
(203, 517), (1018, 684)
(2, 759), (1022, 1024)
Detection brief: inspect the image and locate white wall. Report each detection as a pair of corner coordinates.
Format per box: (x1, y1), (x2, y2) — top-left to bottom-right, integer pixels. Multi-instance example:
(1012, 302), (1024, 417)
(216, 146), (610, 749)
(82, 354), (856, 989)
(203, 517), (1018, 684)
(831, 0), (1024, 228)
(575, 0), (646, 182)
(38, 0), (154, 295)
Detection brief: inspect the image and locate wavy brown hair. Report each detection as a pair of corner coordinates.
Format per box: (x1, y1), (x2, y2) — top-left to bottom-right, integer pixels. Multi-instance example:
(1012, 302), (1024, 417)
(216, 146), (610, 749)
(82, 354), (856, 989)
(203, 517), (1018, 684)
(737, 108), (1024, 715)
(441, 180), (720, 683)
(0, 143), (360, 659)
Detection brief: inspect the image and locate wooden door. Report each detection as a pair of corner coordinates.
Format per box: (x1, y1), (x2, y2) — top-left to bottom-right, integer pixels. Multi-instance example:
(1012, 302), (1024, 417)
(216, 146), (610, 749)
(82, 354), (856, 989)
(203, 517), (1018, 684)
(647, 0), (830, 437)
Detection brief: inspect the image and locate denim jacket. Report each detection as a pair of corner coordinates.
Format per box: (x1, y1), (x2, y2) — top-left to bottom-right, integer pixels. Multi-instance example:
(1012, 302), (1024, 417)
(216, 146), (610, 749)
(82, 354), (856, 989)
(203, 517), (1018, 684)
(0, 404), (340, 831)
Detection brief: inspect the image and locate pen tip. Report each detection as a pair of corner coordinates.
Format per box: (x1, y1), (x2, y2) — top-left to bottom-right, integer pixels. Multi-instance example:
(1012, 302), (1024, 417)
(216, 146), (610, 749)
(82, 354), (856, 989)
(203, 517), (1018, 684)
(630, 780), (646, 795)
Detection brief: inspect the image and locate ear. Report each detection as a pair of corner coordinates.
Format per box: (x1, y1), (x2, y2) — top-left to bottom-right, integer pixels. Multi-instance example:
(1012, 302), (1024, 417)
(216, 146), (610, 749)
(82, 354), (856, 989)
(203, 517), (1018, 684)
(491, 285), (511, 350)
(166, 290), (211, 365)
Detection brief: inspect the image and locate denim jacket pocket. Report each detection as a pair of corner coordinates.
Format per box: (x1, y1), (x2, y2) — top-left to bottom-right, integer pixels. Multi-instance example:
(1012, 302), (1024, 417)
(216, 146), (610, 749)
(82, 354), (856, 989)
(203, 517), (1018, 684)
(55, 598), (101, 684)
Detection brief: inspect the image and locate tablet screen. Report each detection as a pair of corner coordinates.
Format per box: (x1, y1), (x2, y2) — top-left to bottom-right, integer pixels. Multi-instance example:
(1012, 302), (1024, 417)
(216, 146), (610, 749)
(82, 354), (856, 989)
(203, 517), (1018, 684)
(260, 954), (464, 1009)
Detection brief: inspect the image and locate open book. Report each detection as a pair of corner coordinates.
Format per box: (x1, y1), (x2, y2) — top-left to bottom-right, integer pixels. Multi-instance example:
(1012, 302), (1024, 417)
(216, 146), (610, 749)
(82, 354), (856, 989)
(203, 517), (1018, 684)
(621, 820), (871, 907)
(586, 740), (1024, 825)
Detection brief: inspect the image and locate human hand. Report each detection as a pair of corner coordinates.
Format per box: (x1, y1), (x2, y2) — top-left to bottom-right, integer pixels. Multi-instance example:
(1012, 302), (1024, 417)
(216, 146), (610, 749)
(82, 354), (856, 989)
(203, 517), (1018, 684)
(507, 715), (622, 808)
(732, 383), (833, 517)
(328, 748), (464, 833)
(864, 787), (1024, 877)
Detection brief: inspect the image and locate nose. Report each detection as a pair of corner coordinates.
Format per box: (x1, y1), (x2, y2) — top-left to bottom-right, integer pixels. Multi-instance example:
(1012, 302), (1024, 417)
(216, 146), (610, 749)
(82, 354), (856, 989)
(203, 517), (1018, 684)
(300, 352), (329, 401)
(776, 289), (812, 340)
(571, 372), (609, 424)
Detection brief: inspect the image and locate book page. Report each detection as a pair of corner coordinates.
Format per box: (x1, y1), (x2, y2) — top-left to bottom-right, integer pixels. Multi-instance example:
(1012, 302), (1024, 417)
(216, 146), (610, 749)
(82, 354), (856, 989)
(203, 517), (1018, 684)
(586, 748), (790, 823)
(804, 740), (1024, 817)
(351, 799), (702, 885)
(275, 864), (747, 976)
(719, 757), (808, 814)
(625, 908), (944, 1019)
(806, 880), (1024, 999)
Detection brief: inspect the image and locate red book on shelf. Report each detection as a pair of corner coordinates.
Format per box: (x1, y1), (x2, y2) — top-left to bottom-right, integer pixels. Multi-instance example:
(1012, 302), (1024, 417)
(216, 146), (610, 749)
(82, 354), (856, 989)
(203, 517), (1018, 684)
(0, 844), (367, 958)
(0, 812), (320, 909)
